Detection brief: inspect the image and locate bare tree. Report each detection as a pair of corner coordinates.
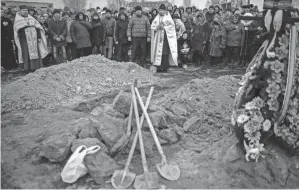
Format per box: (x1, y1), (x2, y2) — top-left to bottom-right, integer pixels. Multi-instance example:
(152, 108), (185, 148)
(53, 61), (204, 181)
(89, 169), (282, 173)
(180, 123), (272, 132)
(63, 0), (87, 11)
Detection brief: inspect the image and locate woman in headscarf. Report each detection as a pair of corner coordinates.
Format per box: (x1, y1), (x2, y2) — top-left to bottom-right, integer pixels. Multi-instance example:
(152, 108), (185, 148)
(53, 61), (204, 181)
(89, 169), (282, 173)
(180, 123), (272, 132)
(173, 12), (185, 40)
(70, 12), (92, 58)
(90, 13), (106, 55)
(191, 12), (212, 68)
(208, 20), (226, 66)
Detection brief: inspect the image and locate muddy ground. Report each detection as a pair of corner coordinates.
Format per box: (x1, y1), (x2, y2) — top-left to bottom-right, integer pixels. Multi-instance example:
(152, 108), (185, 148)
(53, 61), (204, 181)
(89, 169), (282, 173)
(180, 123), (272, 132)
(1, 65), (299, 189)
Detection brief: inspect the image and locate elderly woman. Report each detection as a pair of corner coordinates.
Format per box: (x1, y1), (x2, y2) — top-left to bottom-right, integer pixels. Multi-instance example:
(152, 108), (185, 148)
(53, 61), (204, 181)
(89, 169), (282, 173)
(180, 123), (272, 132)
(208, 20), (226, 66)
(173, 13), (186, 39)
(70, 12), (92, 58)
(191, 12), (212, 68)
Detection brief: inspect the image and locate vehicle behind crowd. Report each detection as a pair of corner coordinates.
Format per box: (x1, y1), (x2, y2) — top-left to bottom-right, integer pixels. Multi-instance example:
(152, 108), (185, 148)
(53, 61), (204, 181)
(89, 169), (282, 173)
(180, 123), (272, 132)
(2, 3), (294, 73)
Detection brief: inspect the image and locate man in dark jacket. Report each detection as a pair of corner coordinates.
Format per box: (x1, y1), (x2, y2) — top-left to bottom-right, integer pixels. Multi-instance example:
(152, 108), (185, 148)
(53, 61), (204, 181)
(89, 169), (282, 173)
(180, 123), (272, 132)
(127, 6), (151, 66)
(102, 9), (116, 59)
(48, 9), (67, 61)
(70, 12), (92, 58)
(114, 12), (129, 61)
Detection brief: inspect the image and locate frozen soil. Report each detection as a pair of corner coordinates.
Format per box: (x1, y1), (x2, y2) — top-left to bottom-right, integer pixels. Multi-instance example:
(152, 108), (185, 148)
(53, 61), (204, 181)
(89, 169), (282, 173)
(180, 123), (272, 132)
(1, 65), (299, 189)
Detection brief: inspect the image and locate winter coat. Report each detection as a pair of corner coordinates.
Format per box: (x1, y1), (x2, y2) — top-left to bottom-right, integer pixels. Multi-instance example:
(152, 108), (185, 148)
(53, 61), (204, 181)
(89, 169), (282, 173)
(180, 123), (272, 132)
(208, 23), (226, 57)
(191, 22), (212, 52)
(91, 19), (106, 46)
(127, 14), (151, 38)
(70, 13), (92, 49)
(102, 17), (116, 37)
(249, 21), (268, 45)
(182, 15), (192, 34)
(48, 18), (67, 47)
(224, 19), (245, 47)
(174, 19), (186, 39)
(114, 16), (129, 44)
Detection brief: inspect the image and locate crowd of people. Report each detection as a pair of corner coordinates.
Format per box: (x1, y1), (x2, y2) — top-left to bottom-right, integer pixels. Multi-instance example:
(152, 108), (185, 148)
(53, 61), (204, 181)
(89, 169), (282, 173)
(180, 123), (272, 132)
(1, 3), (272, 73)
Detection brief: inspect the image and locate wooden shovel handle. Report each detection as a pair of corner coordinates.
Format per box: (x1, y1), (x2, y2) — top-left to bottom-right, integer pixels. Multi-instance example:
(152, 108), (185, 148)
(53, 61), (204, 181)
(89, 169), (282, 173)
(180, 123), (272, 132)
(126, 100), (133, 136)
(135, 88), (168, 163)
(122, 87), (154, 173)
(132, 85), (149, 174)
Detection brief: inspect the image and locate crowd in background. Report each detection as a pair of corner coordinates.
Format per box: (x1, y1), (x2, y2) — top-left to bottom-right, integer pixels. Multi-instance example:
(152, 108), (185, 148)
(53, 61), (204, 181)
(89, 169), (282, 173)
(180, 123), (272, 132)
(3, 3), (292, 73)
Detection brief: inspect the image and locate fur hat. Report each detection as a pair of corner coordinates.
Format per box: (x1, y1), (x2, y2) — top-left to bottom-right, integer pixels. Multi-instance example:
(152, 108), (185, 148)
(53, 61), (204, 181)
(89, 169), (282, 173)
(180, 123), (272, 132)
(209, 5), (215, 10)
(19, 5), (28, 10)
(159, 4), (166, 11)
(135, 6), (142, 11)
(52, 9), (61, 15)
(106, 9), (112, 14)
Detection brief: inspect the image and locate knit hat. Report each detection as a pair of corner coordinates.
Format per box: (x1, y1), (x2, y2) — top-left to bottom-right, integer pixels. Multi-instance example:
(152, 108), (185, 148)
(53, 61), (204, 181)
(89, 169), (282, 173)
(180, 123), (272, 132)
(106, 9), (112, 14)
(135, 6), (142, 11)
(209, 5), (215, 10)
(19, 5), (28, 10)
(186, 7), (192, 11)
(159, 4), (166, 11)
(62, 11), (71, 17)
(53, 9), (61, 15)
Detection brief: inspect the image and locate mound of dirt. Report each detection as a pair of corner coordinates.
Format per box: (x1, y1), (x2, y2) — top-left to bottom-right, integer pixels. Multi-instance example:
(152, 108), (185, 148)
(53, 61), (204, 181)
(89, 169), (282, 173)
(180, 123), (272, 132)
(1, 55), (158, 111)
(154, 75), (239, 126)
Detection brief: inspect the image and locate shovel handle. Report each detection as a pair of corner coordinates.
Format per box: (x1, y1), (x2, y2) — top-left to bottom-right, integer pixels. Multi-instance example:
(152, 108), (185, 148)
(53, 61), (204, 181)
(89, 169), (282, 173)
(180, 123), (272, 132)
(126, 100), (133, 136)
(135, 88), (168, 164)
(132, 85), (149, 174)
(126, 80), (138, 136)
(122, 87), (154, 173)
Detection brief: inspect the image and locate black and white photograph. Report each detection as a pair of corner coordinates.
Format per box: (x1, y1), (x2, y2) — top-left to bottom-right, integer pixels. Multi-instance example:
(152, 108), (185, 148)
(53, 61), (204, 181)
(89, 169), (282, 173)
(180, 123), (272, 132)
(1, 0), (299, 189)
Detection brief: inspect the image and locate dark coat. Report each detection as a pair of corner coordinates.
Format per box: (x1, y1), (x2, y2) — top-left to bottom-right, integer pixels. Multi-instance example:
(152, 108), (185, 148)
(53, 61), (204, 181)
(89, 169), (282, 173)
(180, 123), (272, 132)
(70, 13), (92, 49)
(224, 19), (245, 47)
(48, 18), (67, 47)
(208, 22), (226, 57)
(1, 16), (17, 69)
(114, 14), (129, 44)
(191, 22), (211, 52)
(91, 18), (106, 46)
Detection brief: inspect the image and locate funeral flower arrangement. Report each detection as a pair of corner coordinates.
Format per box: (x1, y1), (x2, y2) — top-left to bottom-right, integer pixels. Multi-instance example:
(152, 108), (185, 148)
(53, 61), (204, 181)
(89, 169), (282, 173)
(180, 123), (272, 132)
(232, 27), (299, 161)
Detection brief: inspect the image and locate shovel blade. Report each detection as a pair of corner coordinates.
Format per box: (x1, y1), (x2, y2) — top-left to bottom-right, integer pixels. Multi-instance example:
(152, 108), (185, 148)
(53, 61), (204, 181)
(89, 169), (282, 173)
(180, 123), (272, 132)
(156, 163), (180, 181)
(133, 172), (158, 189)
(111, 169), (136, 189)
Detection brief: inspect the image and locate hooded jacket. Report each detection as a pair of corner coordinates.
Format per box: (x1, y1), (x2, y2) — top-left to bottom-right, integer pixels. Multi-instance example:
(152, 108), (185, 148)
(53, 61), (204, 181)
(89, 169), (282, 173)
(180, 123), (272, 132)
(191, 13), (212, 52)
(224, 15), (245, 47)
(114, 13), (129, 44)
(90, 13), (106, 46)
(70, 12), (92, 49)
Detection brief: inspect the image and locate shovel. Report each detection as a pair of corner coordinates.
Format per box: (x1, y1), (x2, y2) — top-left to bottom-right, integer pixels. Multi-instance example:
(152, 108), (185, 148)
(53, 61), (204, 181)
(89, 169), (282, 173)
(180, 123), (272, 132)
(135, 88), (181, 181)
(111, 80), (138, 157)
(111, 87), (155, 189)
(132, 85), (158, 189)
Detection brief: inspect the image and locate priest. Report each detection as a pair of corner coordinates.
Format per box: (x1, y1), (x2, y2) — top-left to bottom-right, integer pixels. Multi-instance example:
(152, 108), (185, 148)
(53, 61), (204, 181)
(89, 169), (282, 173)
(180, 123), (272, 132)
(14, 5), (48, 73)
(151, 3), (178, 73)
